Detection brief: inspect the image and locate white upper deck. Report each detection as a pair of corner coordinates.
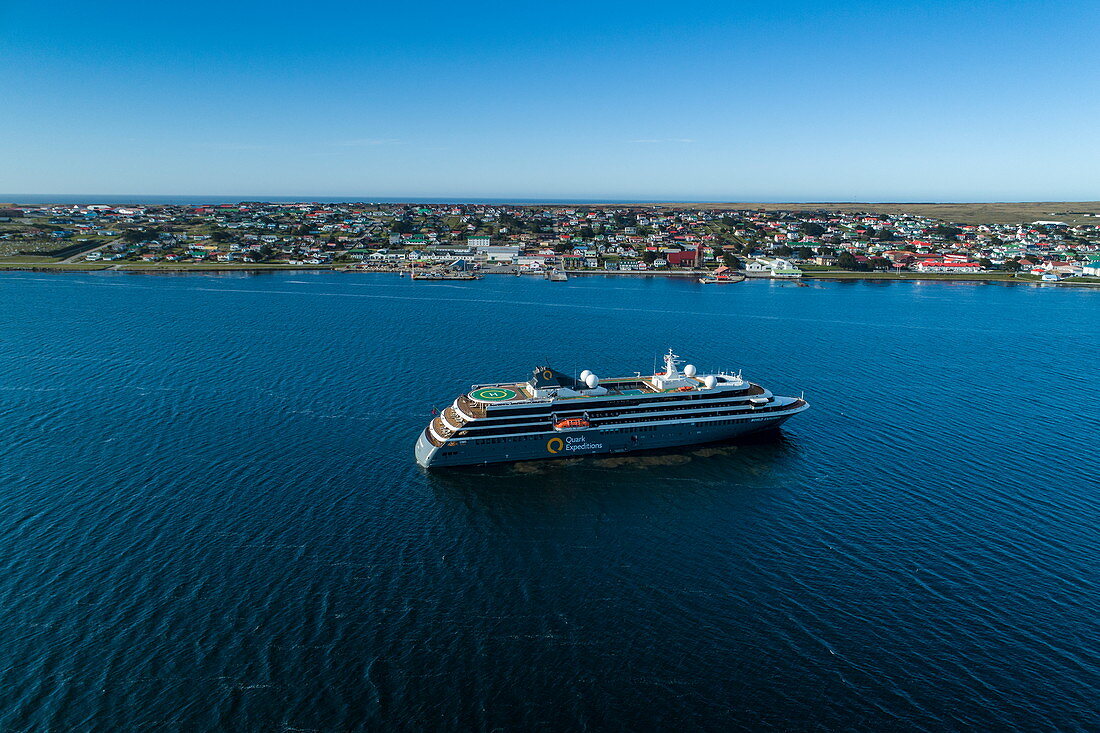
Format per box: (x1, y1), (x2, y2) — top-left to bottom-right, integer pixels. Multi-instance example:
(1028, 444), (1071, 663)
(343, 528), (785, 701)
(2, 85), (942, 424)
(466, 349), (750, 406)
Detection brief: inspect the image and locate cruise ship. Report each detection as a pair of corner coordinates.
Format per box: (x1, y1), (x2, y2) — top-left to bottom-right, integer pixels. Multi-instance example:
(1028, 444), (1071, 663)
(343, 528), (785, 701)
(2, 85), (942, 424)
(415, 350), (808, 468)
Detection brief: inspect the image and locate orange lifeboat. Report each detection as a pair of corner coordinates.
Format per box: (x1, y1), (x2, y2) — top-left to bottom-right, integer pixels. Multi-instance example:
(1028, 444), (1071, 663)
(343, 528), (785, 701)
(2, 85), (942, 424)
(554, 417), (590, 430)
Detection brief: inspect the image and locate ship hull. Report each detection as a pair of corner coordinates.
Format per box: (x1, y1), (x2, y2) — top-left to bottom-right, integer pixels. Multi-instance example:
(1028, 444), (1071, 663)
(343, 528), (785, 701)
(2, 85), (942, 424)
(415, 410), (798, 468)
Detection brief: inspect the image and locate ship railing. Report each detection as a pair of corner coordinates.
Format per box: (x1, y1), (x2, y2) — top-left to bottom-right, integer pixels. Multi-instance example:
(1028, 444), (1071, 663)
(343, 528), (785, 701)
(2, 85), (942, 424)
(425, 423), (446, 447)
(431, 415), (453, 438)
(443, 406), (466, 427)
(456, 395), (487, 419)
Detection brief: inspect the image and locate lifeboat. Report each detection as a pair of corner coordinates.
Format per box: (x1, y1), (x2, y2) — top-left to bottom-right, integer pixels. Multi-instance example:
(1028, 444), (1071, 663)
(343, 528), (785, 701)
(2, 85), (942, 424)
(676, 385), (694, 392)
(554, 417), (590, 431)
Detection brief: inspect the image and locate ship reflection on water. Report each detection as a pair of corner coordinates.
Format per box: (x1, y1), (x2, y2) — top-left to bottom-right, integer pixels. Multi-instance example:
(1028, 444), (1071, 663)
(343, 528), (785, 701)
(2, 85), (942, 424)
(426, 428), (803, 502)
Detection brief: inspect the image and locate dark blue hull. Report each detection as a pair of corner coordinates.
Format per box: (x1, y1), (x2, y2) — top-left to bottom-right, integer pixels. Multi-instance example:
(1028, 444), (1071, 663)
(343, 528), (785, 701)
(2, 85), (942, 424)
(415, 408), (803, 468)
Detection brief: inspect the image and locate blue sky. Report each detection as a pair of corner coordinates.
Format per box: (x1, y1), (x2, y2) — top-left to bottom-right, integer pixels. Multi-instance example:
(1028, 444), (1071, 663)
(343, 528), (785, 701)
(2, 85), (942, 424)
(3, 1), (1098, 200)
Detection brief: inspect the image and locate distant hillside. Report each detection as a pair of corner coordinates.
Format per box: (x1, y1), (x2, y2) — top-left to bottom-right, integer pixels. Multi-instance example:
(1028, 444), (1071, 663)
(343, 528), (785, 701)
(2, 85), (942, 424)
(628, 202), (1100, 226)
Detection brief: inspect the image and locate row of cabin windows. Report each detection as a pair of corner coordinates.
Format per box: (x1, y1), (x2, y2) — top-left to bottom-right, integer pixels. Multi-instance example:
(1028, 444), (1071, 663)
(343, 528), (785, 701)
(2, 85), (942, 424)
(605, 420), (744, 432)
(464, 413), (777, 445)
(473, 399), (764, 429)
(472, 426), (661, 444)
(482, 395), (761, 420)
(474, 436), (531, 445)
(465, 409), (764, 437)
(480, 389), (753, 417)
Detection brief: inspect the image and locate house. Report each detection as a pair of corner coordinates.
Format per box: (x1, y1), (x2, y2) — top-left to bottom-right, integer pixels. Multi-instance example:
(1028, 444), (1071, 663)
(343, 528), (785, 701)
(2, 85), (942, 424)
(745, 257), (802, 278)
(913, 261), (982, 273)
(481, 246), (520, 263)
(664, 249), (697, 267)
(770, 258), (802, 278)
(516, 256), (546, 271)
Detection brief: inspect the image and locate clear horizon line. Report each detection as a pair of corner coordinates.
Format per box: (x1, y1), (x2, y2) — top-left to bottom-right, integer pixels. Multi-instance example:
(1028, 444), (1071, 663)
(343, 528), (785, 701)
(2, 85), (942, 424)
(3, 194), (1099, 206)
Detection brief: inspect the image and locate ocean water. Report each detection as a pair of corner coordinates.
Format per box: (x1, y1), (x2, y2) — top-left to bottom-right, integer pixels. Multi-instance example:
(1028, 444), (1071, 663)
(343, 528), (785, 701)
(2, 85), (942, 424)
(0, 271), (1097, 730)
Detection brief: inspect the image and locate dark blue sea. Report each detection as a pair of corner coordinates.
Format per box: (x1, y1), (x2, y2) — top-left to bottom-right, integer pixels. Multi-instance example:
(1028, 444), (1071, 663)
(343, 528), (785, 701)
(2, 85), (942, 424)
(1, 272), (1097, 730)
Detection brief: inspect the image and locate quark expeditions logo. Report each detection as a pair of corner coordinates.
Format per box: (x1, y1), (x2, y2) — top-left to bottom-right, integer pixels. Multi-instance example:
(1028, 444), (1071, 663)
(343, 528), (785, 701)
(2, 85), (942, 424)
(547, 435), (603, 454)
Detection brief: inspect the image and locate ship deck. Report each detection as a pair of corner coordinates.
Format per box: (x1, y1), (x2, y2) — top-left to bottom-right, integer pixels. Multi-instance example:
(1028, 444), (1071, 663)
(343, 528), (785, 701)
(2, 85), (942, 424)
(466, 375), (755, 405)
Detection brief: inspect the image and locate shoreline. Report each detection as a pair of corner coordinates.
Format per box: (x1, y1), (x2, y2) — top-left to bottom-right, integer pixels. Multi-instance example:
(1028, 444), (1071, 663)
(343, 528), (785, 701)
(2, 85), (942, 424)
(1, 262), (1097, 287)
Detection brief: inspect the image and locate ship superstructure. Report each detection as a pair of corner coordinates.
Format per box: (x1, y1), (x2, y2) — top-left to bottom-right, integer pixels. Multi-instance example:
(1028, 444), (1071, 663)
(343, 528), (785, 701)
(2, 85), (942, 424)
(415, 350), (808, 468)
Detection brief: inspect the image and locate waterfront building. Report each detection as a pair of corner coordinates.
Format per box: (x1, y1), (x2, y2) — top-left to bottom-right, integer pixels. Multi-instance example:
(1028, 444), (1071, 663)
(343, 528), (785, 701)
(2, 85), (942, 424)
(746, 257), (803, 278)
(914, 261), (982, 273)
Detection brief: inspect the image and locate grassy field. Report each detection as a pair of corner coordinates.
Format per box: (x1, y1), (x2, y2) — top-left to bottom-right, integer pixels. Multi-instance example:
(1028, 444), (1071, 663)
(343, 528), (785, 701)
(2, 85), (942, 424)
(0, 261), (113, 271)
(799, 271), (1100, 286)
(612, 201), (1100, 226)
(0, 255), (63, 263)
(801, 271), (1019, 281)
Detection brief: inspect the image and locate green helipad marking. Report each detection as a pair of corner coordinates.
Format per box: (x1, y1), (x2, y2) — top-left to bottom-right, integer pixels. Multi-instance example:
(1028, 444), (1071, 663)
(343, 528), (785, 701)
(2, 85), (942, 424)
(471, 387), (517, 402)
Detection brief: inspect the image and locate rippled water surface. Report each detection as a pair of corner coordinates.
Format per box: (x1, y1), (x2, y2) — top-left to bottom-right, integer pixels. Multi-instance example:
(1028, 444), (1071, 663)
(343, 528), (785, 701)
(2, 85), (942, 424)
(1, 271), (1097, 730)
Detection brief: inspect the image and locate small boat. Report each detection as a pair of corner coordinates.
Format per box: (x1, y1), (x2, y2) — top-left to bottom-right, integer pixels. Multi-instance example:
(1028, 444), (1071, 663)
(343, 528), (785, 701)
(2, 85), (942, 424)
(411, 270), (482, 281)
(547, 269), (568, 282)
(698, 265), (744, 284)
(553, 417), (590, 431)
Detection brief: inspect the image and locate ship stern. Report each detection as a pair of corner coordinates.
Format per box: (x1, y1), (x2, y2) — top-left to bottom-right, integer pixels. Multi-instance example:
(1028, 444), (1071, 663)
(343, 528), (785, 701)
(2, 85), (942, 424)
(414, 428), (439, 468)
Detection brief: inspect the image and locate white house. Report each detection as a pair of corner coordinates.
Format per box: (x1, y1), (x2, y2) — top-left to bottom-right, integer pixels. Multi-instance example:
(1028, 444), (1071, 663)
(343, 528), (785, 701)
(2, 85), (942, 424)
(746, 257), (802, 278)
(913, 261), (981, 273)
(482, 246), (520, 263)
(517, 256), (547, 271)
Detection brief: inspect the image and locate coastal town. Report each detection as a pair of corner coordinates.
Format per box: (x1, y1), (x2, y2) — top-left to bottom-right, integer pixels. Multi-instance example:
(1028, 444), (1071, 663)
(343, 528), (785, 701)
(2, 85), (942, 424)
(2, 201), (1100, 283)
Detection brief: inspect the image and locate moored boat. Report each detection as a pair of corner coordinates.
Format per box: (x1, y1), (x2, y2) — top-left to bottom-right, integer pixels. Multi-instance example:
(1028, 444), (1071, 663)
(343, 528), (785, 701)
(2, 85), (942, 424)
(698, 265), (745, 284)
(411, 269), (482, 281)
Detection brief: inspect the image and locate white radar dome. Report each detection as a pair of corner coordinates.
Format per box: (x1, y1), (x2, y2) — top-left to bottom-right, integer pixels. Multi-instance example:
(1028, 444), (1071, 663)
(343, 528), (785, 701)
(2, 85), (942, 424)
(579, 369), (592, 382)
(684, 364), (697, 377)
(585, 373), (600, 388)
(703, 375), (717, 389)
